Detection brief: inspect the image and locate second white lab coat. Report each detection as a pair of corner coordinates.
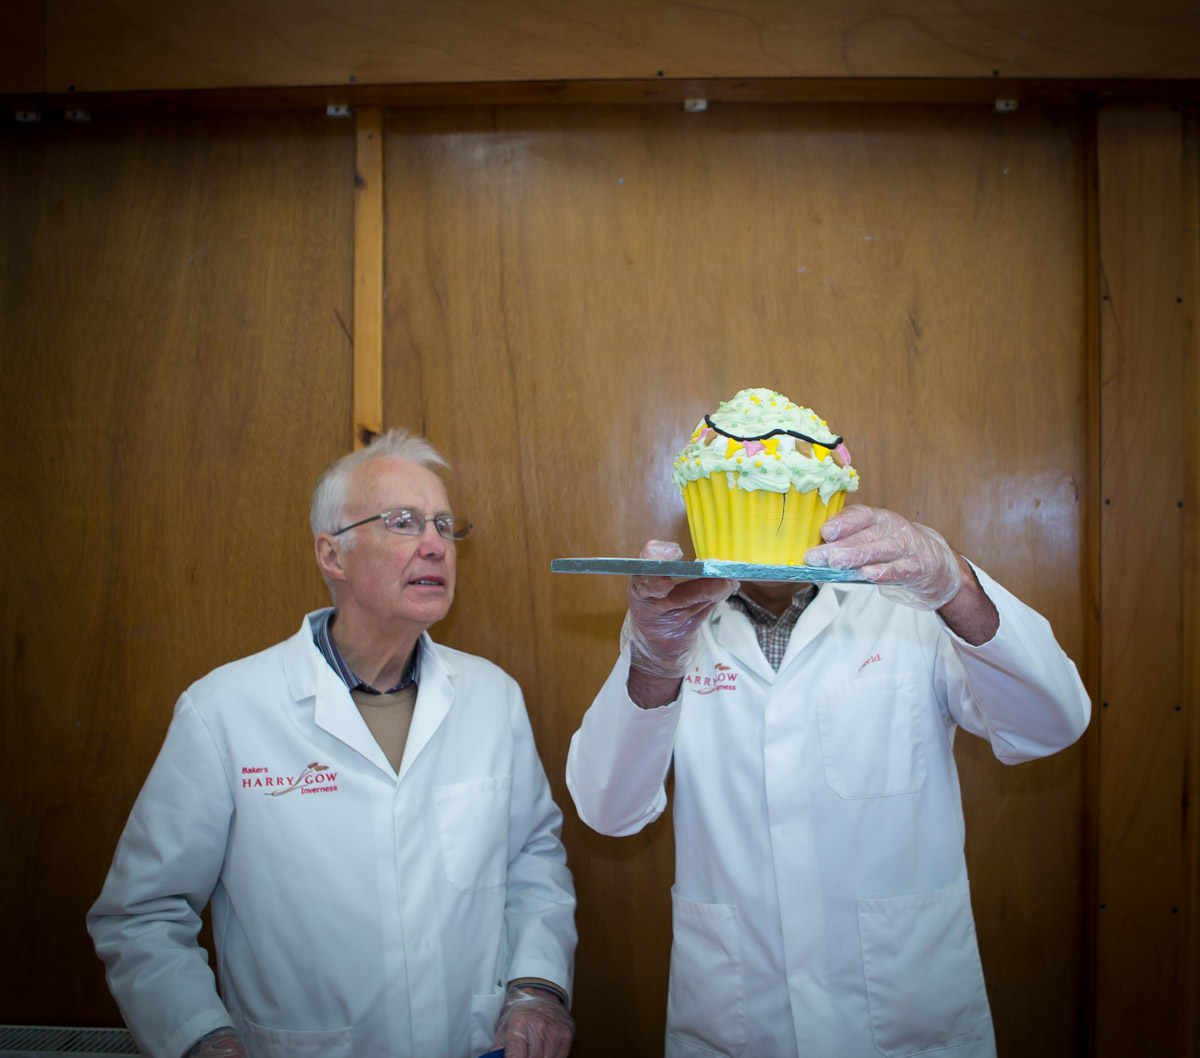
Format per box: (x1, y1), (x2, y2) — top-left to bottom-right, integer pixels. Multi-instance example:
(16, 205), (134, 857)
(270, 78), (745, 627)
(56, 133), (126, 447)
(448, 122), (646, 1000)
(89, 611), (576, 1058)
(566, 567), (1089, 1058)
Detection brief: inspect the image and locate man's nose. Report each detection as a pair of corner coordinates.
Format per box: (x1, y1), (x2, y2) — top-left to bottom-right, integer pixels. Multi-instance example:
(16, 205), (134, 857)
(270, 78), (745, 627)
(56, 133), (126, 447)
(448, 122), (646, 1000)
(416, 520), (447, 556)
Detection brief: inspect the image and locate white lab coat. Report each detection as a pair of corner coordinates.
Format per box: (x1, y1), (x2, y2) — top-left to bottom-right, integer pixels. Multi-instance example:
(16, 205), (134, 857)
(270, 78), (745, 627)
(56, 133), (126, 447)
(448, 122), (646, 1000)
(566, 567), (1089, 1058)
(89, 611), (576, 1058)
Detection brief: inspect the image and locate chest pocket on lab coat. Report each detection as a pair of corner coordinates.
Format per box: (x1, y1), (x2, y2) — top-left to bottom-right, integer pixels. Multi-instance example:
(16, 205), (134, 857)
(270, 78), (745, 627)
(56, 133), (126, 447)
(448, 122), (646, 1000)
(234, 1014), (353, 1058)
(434, 775), (513, 892)
(816, 673), (926, 798)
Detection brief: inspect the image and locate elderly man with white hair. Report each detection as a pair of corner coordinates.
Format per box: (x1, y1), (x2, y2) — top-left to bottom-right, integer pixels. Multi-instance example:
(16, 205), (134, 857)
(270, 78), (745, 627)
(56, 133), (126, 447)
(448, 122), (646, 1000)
(89, 430), (577, 1058)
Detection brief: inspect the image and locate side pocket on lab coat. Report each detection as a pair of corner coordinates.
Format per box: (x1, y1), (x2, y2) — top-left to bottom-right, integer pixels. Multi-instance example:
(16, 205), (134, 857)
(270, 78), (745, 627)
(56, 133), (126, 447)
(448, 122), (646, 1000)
(470, 987), (506, 1054)
(857, 882), (991, 1057)
(665, 887), (746, 1058)
(434, 775), (513, 892)
(233, 1014), (354, 1058)
(817, 673), (926, 798)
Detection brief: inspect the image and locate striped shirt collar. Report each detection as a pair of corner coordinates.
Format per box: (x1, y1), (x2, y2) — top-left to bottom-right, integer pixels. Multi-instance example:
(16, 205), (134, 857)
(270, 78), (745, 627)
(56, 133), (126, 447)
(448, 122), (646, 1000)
(311, 608), (419, 695)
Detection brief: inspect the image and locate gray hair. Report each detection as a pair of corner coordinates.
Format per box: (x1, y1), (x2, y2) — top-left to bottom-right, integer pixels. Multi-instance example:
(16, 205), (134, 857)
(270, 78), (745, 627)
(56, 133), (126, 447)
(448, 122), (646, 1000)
(311, 429), (449, 601)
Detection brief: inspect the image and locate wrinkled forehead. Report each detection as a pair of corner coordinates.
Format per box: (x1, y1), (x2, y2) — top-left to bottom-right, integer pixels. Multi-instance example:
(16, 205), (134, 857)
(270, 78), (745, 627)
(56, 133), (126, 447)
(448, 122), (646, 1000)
(345, 456), (450, 515)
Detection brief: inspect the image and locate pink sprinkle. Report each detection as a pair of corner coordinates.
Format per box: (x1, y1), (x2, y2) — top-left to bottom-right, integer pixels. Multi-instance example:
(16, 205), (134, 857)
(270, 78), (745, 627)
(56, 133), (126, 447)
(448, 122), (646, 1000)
(836, 442), (852, 465)
(743, 440), (765, 457)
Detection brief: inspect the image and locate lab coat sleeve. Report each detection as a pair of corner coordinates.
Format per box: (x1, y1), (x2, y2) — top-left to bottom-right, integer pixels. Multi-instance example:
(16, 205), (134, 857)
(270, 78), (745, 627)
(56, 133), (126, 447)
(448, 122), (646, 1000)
(87, 694), (236, 1058)
(565, 649), (682, 837)
(503, 680), (579, 1003)
(937, 564), (1091, 763)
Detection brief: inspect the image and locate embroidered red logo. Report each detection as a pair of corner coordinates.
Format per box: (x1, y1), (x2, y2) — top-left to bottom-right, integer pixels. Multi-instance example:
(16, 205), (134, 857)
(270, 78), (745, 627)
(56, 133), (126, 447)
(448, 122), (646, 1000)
(240, 761), (339, 797)
(858, 653), (882, 673)
(684, 662), (741, 695)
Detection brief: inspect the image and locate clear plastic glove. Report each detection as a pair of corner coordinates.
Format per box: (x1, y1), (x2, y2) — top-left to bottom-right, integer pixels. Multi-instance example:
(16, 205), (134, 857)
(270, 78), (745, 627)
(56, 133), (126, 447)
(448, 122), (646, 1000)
(803, 505), (963, 611)
(622, 540), (739, 679)
(492, 986), (575, 1058)
(182, 1029), (247, 1058)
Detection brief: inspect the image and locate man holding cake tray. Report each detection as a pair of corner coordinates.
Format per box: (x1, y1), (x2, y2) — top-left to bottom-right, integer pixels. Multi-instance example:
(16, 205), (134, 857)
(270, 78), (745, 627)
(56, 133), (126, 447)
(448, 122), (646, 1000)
(89, 430), (577, 1058)
(565, 387), (1090, 1058)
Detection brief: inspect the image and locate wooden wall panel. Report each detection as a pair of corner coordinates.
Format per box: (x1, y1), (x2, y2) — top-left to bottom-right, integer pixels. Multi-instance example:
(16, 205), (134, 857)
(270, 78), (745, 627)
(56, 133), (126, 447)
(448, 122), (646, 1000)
(38, 0), (1200, 94)
(0, 110), (355, 1021)
(1095, 102), (1197, 1056)
(1183, 101), (1200, 1058)
(0, 0), (45, 93)
(382, 101), (1089, 1057)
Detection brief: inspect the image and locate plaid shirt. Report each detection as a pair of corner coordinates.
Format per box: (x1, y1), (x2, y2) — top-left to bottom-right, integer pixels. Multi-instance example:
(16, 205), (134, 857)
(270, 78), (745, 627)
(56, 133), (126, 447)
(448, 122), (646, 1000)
(727, 586), (818, 671)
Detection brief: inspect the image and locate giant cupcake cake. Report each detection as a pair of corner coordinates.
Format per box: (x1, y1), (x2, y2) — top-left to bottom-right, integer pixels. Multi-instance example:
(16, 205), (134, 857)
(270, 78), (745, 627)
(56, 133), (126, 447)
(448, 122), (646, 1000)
(672, 387), (859, 564)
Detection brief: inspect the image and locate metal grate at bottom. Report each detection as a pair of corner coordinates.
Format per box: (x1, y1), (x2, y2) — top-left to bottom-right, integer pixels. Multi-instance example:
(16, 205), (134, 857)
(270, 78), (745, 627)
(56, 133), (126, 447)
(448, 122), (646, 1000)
(0, 1027), (139, 1056)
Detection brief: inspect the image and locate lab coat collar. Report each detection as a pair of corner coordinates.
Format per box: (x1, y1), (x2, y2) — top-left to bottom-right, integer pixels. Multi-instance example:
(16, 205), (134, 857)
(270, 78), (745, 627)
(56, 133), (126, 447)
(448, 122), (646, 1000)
(281, 611), (459, 783)
(399, 633), (457, 782)
(777, 581), (844, 669)
(710, 583), (849, 677)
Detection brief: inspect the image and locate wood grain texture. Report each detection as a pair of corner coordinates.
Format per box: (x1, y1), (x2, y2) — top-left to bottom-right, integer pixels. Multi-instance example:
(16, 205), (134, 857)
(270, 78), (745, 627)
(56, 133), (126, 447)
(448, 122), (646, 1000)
(12, 78), (1200, 119)
(354, 105), (384, 448)
(380, 101), (1089, 1056)
(1094, 102), (1192, 1056)
(1080, 101), (1104, 1058)
(0, 0), (45, 93)
(1178, 102), (1200, 1058)
(0, 110), (355, 1021)
(40, 0), (1200, 94)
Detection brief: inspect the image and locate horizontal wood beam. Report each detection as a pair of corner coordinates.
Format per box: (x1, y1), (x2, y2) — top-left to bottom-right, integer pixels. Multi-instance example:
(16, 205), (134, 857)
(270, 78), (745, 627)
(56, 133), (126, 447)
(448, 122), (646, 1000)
(5, 77), (1200, 118)
(27, 0), (1200, 95)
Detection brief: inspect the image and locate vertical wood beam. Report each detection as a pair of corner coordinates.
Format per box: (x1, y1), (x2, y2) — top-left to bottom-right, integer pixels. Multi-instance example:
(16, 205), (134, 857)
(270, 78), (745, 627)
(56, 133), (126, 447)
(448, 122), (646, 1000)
(1095, 101), (1194, 1057)
(354, 105), (384, 448)
(1181, 102), (1200, 1058)
(1080, 101), (1102, 1058)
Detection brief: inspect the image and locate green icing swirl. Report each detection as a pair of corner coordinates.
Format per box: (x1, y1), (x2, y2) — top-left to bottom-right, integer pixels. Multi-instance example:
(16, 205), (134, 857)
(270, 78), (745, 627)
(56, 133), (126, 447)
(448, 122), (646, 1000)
(672, 387), (859, 504)
(707, 386), (841, 444)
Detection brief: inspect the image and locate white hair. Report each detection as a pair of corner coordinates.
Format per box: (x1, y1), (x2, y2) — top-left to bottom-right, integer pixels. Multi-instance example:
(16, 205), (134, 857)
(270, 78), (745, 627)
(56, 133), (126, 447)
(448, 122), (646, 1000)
(310, 429), (449, 601)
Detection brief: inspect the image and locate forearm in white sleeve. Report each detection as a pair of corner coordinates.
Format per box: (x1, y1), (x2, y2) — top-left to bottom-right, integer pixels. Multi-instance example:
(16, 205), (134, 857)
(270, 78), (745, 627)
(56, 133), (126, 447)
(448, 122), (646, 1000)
(502, 683), (578, 999)
(565, 651), (681, 837)
(938, 564), (1091, 763)
(87, 695), (236, 1058)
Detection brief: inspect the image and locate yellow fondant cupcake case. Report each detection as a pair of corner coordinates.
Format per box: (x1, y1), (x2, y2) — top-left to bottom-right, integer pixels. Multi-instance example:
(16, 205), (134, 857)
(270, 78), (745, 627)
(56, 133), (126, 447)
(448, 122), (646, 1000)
(672, 387), (860, 565)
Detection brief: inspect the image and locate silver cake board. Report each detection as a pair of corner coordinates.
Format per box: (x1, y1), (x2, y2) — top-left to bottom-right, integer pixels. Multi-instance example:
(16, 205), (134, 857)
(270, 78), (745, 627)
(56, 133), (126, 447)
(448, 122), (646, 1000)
(550, 557), (867, 583)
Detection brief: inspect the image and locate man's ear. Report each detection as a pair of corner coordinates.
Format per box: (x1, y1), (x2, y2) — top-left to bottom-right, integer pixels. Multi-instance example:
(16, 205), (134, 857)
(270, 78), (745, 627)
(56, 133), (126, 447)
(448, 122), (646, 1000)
(315, 533), (347, 583)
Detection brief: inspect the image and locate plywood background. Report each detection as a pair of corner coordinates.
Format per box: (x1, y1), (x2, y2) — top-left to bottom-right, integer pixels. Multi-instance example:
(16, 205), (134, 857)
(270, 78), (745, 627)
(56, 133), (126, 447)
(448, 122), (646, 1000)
(0, 109), (355, 1020)
(9, 0), (1200, 96)
(1, 94), (1195, 1057)
(383, 100), (1090, 1056)
(1095, 103), (1195, 1057)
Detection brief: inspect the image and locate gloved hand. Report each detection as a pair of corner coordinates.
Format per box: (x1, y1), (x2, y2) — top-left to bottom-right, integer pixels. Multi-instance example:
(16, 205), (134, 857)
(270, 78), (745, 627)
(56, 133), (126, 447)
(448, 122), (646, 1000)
(623, 540), (739, 679)
(492, 986), (575, 1058)
(803, 505), (963, 611)
(182, 1030), (247, 1058)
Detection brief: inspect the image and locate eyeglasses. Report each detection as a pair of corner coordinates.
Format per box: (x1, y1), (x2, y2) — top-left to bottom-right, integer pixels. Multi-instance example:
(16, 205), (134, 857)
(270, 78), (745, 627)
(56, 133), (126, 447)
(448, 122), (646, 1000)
(331, 508), (472, 541)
